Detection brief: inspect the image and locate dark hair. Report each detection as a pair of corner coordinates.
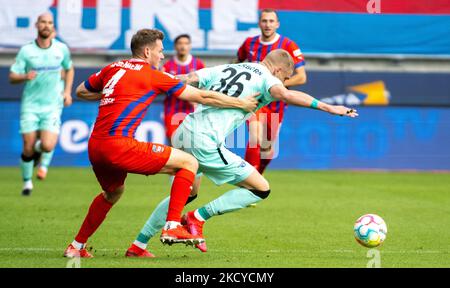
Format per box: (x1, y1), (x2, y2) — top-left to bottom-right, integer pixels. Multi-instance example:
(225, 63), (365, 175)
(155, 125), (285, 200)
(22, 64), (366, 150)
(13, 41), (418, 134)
(130, 29), (164, 56)
(174, 34), (191, 44)
(259, 8), (279, 21)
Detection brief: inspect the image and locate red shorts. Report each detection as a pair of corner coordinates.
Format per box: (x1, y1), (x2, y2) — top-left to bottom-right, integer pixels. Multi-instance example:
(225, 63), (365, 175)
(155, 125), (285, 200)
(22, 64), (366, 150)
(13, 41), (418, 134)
(248, 106), (284, 141)
(88, 136), (172, 192)
(164, 113), (188, 139)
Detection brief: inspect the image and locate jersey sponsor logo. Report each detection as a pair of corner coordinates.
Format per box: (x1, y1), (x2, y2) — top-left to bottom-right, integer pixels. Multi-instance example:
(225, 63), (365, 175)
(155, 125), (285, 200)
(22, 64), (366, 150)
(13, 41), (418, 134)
(241, 64), (263, 76)
(99, 97), (115, 106)
(110, 61), (143, 71)
(293, 49), (302, 57)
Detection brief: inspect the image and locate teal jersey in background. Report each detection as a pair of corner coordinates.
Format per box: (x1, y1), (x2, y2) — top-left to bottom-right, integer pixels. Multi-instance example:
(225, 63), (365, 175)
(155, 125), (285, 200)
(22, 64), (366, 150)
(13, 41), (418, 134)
(180, 63), (282, 145)
(10, 39), (72, 112)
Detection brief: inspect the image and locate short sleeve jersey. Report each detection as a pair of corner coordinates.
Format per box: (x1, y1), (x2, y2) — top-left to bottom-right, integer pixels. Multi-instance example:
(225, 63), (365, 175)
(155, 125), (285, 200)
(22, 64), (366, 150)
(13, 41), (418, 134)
(180, 62), (282, 145)
(237, 33), (305, 114)
(162, 55), (205, 116)
(10, 39), (72, 111)
(85, 59), (186, 138)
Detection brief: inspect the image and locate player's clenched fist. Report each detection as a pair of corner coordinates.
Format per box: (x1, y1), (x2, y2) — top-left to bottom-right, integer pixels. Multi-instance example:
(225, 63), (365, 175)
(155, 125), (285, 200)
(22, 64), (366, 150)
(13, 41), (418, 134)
(328, 106), (359, 118)
(240, 92), (260, 113)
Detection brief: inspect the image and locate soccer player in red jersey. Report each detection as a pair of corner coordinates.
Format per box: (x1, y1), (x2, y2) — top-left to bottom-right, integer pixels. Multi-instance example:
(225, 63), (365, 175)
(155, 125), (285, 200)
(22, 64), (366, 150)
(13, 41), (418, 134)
(63, 29), (257, 258)
(237, 9), (307, 174)
(161, 34), (205, 142)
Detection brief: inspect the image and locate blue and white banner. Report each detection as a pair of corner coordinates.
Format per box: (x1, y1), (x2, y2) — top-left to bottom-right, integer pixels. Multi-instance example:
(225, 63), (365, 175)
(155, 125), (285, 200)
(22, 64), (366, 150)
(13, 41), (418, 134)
(1, 102), (449, 170)
(1, 0), (450, 55)
(3, 67), (450, 106)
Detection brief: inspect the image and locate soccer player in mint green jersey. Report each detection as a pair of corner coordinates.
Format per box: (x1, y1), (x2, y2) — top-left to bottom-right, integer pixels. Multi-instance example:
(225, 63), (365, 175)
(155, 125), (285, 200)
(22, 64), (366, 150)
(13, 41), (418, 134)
(126, 49), (358, 257)
(9, 13), (74, 196)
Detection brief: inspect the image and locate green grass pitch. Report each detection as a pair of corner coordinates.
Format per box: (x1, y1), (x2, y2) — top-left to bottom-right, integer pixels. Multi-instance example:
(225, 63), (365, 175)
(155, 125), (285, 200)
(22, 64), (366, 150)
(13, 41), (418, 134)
(0, 167), (449, 268)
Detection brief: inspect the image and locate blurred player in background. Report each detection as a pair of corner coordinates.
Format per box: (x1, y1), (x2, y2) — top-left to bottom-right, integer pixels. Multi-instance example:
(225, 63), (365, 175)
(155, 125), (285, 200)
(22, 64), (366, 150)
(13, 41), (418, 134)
(63, 29), (257, 258)
(161, 34), (205, 143)
(9, 13), (74, 196)
(128, 50), (357, 257)
(237, 9), (307, 174)
(161, 34), (206, 205)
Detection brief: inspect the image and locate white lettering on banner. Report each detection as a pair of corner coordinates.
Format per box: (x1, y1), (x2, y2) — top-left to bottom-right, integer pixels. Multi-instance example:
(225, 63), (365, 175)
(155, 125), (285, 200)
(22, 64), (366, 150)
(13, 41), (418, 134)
(1, 0), (260, 50)
(59, 120), (166, 154)
(59, 120), (90, 153)
(135, 121), (166, 145)
(208, 0), (260, 50)
(57, 0), (121, 49)
(0, 0), (53, 46)
(125, 0), (205, 49)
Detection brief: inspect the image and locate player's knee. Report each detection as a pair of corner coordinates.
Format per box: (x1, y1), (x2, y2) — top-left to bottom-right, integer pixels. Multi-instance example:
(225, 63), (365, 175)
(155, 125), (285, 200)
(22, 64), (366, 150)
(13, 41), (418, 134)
(40, 141), (55, 153)
(22, 147), (34, 157)
(250, 188), (271, 199)
(183, 154), (199, 173)
(22, 141), (35, 156)
(103, 186), (124, 204)
(259, 177), (270, 191)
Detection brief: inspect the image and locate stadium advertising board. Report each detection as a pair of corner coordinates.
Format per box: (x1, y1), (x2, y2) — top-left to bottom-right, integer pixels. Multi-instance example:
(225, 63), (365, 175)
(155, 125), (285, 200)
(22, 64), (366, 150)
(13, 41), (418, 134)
(1, 102), (449, 170)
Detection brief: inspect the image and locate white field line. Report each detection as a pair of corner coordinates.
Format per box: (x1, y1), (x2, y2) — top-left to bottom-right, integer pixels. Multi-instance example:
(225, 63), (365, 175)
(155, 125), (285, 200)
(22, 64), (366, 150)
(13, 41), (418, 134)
(0, 247), (446, 254)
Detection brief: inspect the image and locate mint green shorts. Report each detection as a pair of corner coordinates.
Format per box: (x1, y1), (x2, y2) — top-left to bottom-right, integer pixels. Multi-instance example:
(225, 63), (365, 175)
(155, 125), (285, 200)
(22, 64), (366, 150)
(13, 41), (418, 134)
(172, 130), (255, 186)
(20, 109), (62, 134)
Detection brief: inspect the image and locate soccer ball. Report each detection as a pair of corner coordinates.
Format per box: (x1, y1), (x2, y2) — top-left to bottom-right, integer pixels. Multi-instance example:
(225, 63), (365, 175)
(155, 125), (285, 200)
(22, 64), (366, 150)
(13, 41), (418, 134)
(354, 214), (387, 248)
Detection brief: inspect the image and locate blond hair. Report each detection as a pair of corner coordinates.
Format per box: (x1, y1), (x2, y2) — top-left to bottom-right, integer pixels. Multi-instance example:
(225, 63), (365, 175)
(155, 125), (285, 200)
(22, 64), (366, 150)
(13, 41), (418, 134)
(263, 49), (294, 74)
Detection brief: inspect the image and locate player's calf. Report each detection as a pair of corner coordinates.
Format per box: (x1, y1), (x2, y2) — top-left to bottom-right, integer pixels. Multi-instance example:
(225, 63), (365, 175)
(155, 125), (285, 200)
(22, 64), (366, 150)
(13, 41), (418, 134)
(20, 153), (34, 196)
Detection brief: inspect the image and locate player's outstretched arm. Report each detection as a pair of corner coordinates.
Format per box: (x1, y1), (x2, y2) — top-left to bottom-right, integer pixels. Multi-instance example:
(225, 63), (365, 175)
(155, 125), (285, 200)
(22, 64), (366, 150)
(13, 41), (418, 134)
(76, 82), (102, 101)
(178, 85), (258, 113)
(270, 84), (358, 117)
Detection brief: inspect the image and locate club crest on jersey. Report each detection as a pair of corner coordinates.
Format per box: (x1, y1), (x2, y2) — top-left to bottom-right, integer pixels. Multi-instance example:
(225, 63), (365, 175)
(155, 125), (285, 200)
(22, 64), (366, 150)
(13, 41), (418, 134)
(152, 145), (165, 153)
(239, 161), (247, 168)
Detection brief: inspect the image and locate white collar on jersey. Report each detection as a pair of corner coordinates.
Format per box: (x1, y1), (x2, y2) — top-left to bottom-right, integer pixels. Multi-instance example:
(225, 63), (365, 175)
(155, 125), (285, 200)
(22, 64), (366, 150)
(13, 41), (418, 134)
(174, 54), (193, 66)
(259, 33), (280, 45)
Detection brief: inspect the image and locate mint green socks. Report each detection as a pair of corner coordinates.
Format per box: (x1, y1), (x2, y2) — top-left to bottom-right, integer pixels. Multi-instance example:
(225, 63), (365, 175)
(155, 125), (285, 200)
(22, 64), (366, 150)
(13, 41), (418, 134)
(136, 196), (170, 245)
(40, 150), (54, 169)
(20, 154), (34, 181)
(134, 188), (263, 249)
(196, 188), (263, 220)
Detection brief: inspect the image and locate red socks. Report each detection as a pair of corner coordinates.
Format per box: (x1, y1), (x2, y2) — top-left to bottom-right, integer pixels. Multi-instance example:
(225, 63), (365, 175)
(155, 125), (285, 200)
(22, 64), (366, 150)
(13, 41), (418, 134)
(245, 143), (261, 171)
(259, 158), (272, 174)
(75, 193), (113, 244)
(166, 169), (196, 222)
(245, 143), (275, 174)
